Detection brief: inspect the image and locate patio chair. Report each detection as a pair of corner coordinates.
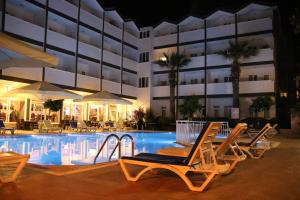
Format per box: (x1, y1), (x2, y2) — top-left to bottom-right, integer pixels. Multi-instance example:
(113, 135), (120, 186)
(77, 120), (97, 132)
(42, 120), (62, 133)
(116, 121), (125, 131)
(0, 120), (15, 135)
(69, 121), (79, 132)
(0, 151), (30, 183)
(157, 123), (248, 174)
(237, 123), (273, 159)
(119, 122), (230, 192)
(247, 123), (278, 139)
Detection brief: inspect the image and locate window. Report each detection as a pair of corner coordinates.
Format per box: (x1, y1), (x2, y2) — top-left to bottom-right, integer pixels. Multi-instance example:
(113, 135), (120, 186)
(249, 75), (258, 81)
(138, 77), (149, 88)
(224, 106), (232, 118)
(201, 78), (205, 84)
(161, 107), (166, 118)
(140, 31), (150, 39)
(139, 52), (149, 63)
(224, 77), (231, 82)
(213, 106), (220, 118)
(214, 78), (219, 83)
(264, 75), (270, 80)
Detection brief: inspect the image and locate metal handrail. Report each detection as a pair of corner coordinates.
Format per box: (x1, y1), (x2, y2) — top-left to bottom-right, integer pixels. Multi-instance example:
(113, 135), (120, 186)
(93, 134), (119, 164)
(93, 134), (134, 164)
(119, 134), (134, 158)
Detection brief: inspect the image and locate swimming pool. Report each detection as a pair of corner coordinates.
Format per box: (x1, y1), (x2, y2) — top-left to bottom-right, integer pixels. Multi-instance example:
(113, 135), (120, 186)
(0, 132), (182, 165)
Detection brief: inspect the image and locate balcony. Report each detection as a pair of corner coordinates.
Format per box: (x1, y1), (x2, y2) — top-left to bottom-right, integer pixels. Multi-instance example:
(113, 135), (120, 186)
(47, 30), (76, 52)
(124, 32), (138, 47)
(207, 24), (235, 39)
(77, 74), (99, 90)
(123, 58), (137, 72)
(179, 84), (204, 96)
(179, 29), (204, 43)
(153, 33), (177, 47)
(240, 80), (274, 94)
(152, 86), (169, 97)
(186, 56), (205, 69)
(104, 21), (122, 40)
(241, 48), (273, 63)
(102, 50), (121, 66)
(44, 68), (75, 87)
(207, 54), (232, 66)
(102, 79), (121, 94)
(5, 14), (44, 42)
(78, 41), (101, 60)
(80, 8), (102, 31)
(122, 84), (137, 97)
(2, 67), (43, 81)
(238, 18), (272, 34)
(207, 82), (232, 95)
(49, 0), (77, 20)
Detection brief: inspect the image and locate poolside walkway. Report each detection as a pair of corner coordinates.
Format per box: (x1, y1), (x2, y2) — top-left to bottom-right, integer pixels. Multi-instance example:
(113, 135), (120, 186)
(1, 133), (300, 200)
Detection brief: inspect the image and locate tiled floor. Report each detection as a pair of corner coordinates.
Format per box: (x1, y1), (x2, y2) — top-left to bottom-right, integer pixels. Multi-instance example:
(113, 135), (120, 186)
(1, 133), (300, 200)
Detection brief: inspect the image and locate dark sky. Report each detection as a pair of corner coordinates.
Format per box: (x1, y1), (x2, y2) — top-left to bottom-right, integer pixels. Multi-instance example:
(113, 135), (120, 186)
(98, 0), (298, 28)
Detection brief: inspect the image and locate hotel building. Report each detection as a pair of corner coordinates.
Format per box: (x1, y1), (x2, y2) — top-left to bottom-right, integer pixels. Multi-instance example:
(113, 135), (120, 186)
(0, 0), (284, 124)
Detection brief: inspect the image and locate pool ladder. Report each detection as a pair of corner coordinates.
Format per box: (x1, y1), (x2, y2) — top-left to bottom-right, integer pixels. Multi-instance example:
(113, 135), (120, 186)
(93, 134), (134, 164)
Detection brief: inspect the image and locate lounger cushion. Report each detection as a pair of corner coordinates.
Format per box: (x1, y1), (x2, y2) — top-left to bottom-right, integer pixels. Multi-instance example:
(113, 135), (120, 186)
(122, 153), (187, 165)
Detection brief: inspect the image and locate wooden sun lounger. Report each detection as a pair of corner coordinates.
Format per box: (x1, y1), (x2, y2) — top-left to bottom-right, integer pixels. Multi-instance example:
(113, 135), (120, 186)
(247, 123), (278, 139)
(42, 120), (62, 133)
(0, 152), (30, 183)
(119, 122), (230, 192)
(157, 123), (248, 174)
(0, 120), (15, 135)
(77, 121), (97, 132)
(237, 123), (273, 159)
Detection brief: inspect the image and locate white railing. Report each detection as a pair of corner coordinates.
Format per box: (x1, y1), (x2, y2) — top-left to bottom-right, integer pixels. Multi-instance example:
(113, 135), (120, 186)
(176, 120), (230, 145)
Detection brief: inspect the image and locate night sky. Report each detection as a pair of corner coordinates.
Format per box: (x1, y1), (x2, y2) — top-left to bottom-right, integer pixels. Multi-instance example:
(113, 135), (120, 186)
(98, 0), (297, 28)
(98, 0), (300, 74)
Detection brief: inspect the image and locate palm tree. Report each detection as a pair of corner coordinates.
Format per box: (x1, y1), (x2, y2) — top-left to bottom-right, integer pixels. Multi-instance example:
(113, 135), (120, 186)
(218, 41), (258, 112)
(154, 52), (191, 120)
(179, 96), (202, 120)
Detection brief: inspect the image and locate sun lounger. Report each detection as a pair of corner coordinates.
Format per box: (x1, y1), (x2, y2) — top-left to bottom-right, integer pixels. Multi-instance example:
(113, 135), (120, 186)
(247, 123), (278, 139)
(119, 122), (230, 192)
(41, 120), (62, 133)
(77, 120), (97, 132)
(237, 123), (273, 159)
(157, 123), (248, 174)
(0, 151), (30, 183)
(69, 121), (79, 132)
(0, 120), (15, 135)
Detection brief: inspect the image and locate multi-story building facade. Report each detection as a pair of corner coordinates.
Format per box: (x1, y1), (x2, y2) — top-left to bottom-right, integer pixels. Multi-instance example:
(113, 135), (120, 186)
(0, 0), (282, 123)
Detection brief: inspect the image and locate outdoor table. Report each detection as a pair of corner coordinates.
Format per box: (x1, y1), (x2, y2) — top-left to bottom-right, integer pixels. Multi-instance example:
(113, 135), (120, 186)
(24, 121), (38, 130)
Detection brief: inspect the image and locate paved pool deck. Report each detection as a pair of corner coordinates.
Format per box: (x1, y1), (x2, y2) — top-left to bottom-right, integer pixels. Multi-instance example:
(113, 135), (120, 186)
(0, 132), (300, 200)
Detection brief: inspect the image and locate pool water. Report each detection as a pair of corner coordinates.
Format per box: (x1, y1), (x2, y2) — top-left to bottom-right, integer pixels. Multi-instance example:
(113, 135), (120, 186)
(0, 132), (181, 165)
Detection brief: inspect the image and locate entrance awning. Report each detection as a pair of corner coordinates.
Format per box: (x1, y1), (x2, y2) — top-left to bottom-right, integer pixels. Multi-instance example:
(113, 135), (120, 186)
(0, 32), (59, 69)
(1, 81), (82, 101)
(77, 91), (133, 105)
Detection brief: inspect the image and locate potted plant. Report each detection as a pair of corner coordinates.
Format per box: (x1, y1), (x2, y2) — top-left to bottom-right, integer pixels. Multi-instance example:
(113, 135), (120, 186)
(43, 100), (63, 122)
(133, 107), (145, 130)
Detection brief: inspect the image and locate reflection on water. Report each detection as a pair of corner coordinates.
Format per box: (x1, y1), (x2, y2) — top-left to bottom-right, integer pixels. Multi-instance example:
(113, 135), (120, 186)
(0, 132), (180, 165)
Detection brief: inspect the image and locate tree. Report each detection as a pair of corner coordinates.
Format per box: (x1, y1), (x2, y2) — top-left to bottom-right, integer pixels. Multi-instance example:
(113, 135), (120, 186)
(218, 41), (258, 112)
(154, 52), (191, 120)
(290, 9), (300, 35)
(43, 100), (63, 120)
(179, 96), (201, 119)
(250, 96), (274, 118)
(133, 107), (145, 129)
